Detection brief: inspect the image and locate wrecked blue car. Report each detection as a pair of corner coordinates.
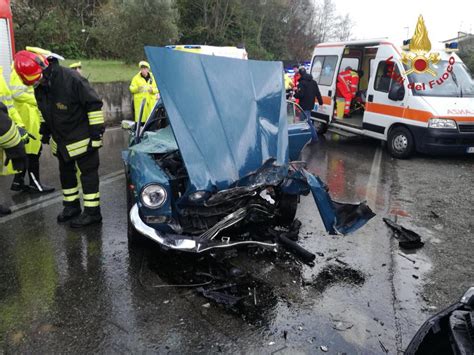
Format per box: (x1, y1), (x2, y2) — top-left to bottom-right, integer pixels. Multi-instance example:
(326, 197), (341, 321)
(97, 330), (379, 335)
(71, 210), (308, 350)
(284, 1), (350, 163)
(121, 47), (374, 260)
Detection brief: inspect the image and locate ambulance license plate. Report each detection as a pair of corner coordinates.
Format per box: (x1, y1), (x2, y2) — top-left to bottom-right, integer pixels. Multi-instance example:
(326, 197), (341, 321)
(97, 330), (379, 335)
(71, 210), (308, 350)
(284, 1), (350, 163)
(467, 147), (474, 153)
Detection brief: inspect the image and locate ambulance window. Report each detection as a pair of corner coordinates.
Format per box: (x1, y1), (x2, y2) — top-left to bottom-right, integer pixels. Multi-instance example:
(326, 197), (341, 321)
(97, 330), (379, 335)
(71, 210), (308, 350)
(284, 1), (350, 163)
(311, 56), (324, 82)
(319, 56), (338, 86)
(374, 61), (401, 93)
(340, 58), (359, 72)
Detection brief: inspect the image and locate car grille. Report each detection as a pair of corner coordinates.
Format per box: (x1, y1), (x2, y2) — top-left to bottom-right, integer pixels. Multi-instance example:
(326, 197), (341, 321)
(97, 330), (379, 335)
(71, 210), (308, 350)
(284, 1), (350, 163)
(459, 124), (474, 133)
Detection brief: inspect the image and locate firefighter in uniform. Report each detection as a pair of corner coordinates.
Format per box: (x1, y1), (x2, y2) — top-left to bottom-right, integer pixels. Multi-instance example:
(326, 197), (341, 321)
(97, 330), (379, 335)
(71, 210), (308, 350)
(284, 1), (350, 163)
(0, 102), (27, 216)
(14, 49), (105, 228)
(10, 63), (54, 193)
(129, 61), (159, 123)
(336, 66), (354, 117)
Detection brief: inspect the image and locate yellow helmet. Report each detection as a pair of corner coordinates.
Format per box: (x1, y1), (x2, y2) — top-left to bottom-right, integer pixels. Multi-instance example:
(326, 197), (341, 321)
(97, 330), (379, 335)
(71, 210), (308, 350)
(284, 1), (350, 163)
(25, 46), (52, 56)
(139, 61), (150, 69)
(69, 61), (82, 69)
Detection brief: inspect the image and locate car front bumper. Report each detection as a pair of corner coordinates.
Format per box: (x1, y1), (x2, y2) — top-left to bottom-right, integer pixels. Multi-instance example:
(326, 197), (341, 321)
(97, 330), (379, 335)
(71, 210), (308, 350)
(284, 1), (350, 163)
(129, 204), (277, 253)
(411, 126), (474, 154)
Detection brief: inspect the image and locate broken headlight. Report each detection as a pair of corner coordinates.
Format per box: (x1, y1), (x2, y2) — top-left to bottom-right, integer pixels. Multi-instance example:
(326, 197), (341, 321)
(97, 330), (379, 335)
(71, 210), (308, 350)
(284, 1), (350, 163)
(141, 184), (167, 209)
(189, 190), (208, 202)
(428, 118), (457, 129)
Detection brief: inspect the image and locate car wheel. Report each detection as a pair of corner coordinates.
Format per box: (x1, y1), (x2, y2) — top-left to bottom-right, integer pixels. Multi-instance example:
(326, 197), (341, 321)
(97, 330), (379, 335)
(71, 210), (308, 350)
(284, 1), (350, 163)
(126, 185), (146, 246)
(313, 120), (328, 134)
(388, 126), (415, 159)
(278, 193), (299, 226)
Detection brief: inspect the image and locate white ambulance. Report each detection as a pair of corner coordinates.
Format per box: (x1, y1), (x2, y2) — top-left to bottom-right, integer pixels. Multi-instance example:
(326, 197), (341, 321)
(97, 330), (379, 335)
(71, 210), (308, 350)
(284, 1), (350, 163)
(309, 39), (474, 158)
(0, 0), (14, 82)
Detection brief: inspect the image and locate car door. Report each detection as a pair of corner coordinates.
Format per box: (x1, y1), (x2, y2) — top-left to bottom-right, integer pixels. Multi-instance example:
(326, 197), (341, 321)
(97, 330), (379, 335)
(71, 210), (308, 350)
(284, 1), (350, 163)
(287, 101), (312, 161)
(363, 57), (407, 139)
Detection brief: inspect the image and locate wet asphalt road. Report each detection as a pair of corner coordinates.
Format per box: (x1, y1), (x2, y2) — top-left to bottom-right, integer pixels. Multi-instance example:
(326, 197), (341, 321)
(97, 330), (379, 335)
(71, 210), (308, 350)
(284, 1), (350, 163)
(0, 127), (473, 353)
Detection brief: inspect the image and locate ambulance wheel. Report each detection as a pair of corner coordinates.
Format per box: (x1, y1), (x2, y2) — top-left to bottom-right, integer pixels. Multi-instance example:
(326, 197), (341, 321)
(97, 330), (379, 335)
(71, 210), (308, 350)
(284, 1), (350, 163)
(314, 121), (328, 134)
(388, 126), (414, 159)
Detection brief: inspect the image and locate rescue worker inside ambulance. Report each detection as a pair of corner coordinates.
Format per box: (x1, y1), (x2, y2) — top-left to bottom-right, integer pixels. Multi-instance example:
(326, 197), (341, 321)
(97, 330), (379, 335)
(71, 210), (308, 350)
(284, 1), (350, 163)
(336, 66), (359, 118)
(10, 61), (54, 193)
(129, 61), (160, 123)
(0, 102), (27, 216)
(14, 48), (105, 228)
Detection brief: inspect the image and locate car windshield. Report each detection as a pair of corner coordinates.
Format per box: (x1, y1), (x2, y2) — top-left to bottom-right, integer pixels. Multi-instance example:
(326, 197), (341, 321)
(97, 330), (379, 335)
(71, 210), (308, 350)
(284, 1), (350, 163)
(406, 61), (474, 97)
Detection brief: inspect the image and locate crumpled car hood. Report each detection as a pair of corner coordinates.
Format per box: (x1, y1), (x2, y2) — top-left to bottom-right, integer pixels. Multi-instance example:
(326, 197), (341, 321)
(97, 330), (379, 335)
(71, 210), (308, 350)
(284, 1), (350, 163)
(144, 46), (288, 193)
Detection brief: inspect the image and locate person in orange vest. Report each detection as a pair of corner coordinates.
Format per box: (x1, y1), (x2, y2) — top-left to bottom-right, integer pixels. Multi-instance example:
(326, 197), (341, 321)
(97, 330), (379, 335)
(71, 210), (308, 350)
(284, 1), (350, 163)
(336, 66), (354, 117)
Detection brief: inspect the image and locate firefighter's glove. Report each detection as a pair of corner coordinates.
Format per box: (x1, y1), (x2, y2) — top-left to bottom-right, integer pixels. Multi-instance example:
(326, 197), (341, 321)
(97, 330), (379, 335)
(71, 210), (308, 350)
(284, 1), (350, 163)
(18, 127), (30, 144)
(4, 140), (27, 172)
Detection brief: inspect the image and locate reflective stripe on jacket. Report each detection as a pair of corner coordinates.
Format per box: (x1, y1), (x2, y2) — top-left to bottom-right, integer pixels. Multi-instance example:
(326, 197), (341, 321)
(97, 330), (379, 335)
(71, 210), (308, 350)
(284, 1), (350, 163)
(130, 72), (159, 123)
(0, 103), (24, 176)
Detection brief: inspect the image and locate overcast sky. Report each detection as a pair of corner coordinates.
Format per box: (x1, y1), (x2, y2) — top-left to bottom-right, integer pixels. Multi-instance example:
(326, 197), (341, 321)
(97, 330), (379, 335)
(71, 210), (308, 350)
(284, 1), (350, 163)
(333, 0), (473, 47)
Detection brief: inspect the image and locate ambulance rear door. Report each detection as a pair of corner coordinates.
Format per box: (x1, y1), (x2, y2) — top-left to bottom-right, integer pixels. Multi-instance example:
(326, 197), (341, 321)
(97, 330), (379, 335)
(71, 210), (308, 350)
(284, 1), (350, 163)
(310, 45), (344, 124)
(363, 45), (407, 140)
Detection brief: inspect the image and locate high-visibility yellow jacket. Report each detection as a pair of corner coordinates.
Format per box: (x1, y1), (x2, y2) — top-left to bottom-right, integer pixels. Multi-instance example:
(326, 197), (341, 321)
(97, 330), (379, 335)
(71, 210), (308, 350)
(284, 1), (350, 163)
(0, 103), (24, 176)
(10, 67), (42, 155)
(129, 72), (159, 123)
(284, 73), (293, 90)
(0, 66), (24, 129)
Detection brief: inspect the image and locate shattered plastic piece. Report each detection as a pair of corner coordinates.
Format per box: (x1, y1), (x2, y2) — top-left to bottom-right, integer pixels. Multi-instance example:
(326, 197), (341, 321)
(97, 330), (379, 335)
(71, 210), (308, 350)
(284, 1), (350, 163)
(197, 284), (244, 306)
(383, 218), (424, 249)
(320, 345), (328, 352)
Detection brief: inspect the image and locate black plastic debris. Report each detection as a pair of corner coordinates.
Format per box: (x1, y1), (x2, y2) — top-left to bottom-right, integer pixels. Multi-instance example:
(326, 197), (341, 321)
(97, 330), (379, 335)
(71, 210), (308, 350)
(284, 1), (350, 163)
(196, 283), (244, 306)
(383, 218), (424, 249)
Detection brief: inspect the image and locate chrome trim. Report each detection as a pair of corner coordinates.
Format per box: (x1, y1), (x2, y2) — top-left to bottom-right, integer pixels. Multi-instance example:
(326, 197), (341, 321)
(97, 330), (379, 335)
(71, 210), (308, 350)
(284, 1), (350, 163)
(130, 204), (196, 250)
(129, 204), (277, 253)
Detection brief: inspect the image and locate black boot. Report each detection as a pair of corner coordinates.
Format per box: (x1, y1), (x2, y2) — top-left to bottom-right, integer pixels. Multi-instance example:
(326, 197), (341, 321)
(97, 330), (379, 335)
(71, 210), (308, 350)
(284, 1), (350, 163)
(28, 167), (55, 194)
(28, 182), (55, 194)
(70, 208), (102, 228)
(11, 175), (29, 192)
(0, 204), (12, 216)
(57, 205), (82, 223)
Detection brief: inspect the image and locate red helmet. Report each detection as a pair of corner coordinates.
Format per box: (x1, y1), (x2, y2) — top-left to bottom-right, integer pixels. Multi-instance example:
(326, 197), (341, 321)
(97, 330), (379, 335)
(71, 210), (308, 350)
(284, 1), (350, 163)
(14, 50), (49, 86)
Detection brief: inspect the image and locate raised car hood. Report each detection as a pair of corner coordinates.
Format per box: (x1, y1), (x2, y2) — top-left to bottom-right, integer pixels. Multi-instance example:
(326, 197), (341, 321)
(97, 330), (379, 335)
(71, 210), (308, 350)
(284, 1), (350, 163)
(145, 47), (288, 193)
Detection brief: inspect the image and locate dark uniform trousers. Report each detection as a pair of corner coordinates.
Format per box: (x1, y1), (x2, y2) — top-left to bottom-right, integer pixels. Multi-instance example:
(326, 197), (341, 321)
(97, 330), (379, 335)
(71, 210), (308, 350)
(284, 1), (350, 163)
(59, 149), (100, 213)
(14, 149), (41, 185)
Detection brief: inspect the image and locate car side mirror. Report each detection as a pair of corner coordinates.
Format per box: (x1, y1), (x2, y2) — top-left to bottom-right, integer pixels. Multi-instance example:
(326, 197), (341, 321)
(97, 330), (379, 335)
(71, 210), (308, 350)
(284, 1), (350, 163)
(121, 120), (136, 131)
(388, 83), (405, 101)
